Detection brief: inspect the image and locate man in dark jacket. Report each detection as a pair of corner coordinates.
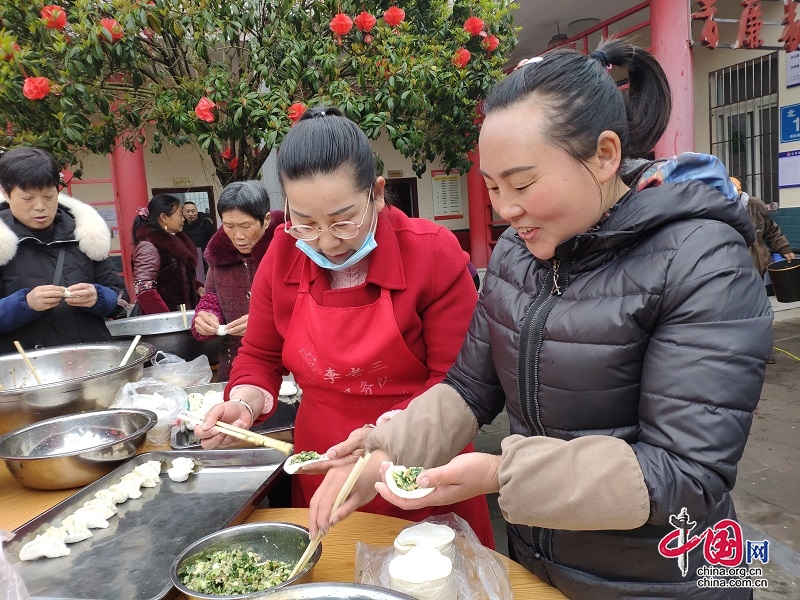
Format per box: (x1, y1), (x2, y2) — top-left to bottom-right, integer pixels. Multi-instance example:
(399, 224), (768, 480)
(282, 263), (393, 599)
(182, 201), (216, 252)
(0, 147), (127, 354)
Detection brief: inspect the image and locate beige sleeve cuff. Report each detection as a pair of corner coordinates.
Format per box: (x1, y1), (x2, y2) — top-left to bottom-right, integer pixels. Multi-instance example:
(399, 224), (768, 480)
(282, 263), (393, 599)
(498, 434), (650, 531)
(366, 383), (478, 467)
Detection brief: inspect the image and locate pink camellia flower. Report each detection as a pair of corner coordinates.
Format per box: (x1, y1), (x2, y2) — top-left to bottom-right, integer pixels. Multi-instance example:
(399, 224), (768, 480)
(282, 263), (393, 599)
(288, 102), (307, 123)
(41, 6), (67, 30)
(220, 147), (233, 161)
(452, 48), (471, 69)
(482, 34), (500, 52)
(364, 33), (374, 45)
(194, 97), (216, 122)
(383, 6), (405, 27)
(354, 11), (377, 32)
(229, 157), (239, 171)
(463, 16), (484, 36)
(23, 76), (51, 100)
(330, 12), (353, 45)
(99, 18), (124, 42)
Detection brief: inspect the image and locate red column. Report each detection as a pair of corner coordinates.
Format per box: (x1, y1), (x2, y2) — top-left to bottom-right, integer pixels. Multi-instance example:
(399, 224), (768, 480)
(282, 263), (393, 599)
(650, 0), (695, 158)
(111, 141), (149, 297)
(466, 149), (490, 268)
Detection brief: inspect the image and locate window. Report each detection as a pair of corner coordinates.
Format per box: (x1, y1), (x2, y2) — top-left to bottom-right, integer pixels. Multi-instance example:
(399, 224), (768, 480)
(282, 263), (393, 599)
(710, 54), (779, 204)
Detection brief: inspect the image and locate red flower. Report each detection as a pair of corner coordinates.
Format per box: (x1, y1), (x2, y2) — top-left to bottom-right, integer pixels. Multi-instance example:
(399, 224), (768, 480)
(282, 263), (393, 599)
(229, 157), (239, 171)
(288, 102), (307, 123)
(194, 97), (216, 122)
(99, 18), (124, 42)
(463, 16), (484, 36)
(23, 77), (51, 100)
(330, 12), (353, 45)
(383, 6), (405, 27)
(452, 48), (471, 69)
(481, 34), (500, 52)
(364, 33), (374, 45)
(1, 42), (21, 62)
(220, 147), (232, 160)
(354, 11), (377, 32)
(41, 5), (67, 30)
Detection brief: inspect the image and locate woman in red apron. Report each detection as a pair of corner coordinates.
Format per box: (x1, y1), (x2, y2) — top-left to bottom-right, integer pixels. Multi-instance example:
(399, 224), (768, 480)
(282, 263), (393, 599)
(196, 106), (493, 548)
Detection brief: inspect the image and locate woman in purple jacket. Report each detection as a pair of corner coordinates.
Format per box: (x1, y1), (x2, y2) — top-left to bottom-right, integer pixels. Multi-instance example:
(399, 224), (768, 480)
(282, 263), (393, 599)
(191, 181), (284, 380)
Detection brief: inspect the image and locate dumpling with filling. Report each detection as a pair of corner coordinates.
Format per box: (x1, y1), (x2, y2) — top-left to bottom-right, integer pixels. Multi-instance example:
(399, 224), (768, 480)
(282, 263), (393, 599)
(94, 489), (117, 505)
(82, 498), (117, 518)
(19, 535), (70, 561)
(72, 507), (109, 529)
(134, 461), (162, 481)
(106, 483), (130, 504)
(116, 477), (143, 499)
(59, 517), (93, 543)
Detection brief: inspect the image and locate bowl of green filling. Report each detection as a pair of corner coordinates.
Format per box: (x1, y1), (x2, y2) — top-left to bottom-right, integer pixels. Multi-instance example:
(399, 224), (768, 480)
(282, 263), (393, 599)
(171, 522), (322, 599)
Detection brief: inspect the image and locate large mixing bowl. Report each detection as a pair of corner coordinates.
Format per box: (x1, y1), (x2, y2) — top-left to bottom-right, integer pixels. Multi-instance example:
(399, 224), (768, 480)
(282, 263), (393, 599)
(0, 341), (156, 436)
(171, 522), (322, 599)
(0, 408), (157, 489)
(107, 311), (223, 363)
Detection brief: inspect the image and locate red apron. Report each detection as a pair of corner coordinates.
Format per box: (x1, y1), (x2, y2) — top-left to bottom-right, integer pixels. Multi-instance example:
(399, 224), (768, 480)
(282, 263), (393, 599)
(282, 264), (494, 548)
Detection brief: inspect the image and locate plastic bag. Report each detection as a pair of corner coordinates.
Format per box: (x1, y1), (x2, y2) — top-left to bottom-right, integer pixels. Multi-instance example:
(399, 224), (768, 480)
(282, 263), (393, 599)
(110, 378), (188, 445)
(0, 531), (30, 600)
(142, 351), (212, 388)
(355, 513), (513, 600)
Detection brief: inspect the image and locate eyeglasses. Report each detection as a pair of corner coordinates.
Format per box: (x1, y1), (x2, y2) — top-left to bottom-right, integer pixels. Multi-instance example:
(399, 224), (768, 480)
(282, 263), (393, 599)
(284, 189), (373, 241)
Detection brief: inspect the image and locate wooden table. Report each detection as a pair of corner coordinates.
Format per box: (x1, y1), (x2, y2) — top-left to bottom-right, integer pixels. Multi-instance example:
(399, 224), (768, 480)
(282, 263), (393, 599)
(0, 459), (566, 599)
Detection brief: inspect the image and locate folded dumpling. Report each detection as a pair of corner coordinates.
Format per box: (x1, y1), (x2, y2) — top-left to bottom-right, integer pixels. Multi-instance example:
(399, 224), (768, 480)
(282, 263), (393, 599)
(19, 535), (70, 561)
(72, 507), (110, 529)
(59, 517), (93, 543)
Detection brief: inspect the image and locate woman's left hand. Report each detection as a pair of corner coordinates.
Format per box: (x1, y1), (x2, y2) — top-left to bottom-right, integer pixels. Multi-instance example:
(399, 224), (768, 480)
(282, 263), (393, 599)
(784, 252), (796, 262)
(64, 283), (98, 308)
(226, 314), (248, 336)
(375, 453), (502, 509)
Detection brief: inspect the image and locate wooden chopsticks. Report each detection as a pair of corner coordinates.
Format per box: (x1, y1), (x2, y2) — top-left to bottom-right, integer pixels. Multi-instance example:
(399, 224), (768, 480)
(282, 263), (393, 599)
(289, 452), (372, 579)
(178, 411), (293, 455)
(13, 341), (43, 385)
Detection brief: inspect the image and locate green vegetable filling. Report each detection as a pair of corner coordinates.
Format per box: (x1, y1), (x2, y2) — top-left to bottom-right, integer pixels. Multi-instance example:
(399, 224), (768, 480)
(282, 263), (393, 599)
(179, 547), (293, 594)
(392, 466), (425, 491)
(290, 451), (320, 465)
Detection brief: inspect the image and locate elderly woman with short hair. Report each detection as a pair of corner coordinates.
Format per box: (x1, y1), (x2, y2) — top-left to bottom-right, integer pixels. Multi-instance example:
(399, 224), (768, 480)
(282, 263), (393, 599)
(191, 181), (284, 380)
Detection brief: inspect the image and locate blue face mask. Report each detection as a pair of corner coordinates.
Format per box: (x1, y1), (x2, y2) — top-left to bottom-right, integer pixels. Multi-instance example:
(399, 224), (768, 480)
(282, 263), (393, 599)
(295, 211), (378, 271)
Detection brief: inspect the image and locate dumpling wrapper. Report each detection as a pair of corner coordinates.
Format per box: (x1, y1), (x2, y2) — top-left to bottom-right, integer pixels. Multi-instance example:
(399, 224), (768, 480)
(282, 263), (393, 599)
(388, 544), (452, 584)
(279, 380), (298, 396)
(19, 535), (70, 561)
(171, 457), (195, 471)
(167, 467), (191, 482)
(385, 465), (435, 499)
(217, 324), (228, 336)
(283, 452), (329, 475)
(394, 522), (455, 554)
(62, 289), (72, 298)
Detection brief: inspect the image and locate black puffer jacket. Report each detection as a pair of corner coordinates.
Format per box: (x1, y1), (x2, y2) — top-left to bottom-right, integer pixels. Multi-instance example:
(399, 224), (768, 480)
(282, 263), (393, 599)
(0, 195), (127, 354)
(446, 171), (773, 598)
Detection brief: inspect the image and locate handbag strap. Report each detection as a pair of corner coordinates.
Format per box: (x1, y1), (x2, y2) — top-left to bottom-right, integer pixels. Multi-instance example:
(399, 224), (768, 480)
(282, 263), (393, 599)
(53, 247), (66, 286)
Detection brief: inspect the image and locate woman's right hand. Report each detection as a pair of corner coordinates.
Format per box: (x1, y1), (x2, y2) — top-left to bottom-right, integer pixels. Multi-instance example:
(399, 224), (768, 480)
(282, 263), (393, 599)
(194, 400), (252, 449)
(26, 285), (65, 311)
(193, 310), (221, 336)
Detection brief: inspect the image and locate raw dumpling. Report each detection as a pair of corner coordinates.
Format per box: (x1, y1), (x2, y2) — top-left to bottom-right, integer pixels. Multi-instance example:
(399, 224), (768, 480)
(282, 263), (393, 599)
(59, 517), (93, 543)
(19, 535), (70, 561)
(93, 489), (118, 505)
(167, 457), (195, 482)
(117, 477), (143, 499)
(72, 507), (110, 529)
(134, 461), (162, 481)
(106, 483), (130, 504)
(82, 498), (117, 518)
(41, 526), (66, 542)
(122, 471), (154, 488)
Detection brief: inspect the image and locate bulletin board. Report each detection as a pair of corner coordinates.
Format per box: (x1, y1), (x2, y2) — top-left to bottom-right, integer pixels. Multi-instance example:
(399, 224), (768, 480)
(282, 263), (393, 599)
(779, 151), (800, 189)
(431, 169), (463, 220)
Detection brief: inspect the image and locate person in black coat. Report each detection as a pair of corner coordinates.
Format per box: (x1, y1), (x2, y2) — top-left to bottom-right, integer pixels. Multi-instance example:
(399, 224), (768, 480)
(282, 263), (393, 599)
(0, 147), (127, 354)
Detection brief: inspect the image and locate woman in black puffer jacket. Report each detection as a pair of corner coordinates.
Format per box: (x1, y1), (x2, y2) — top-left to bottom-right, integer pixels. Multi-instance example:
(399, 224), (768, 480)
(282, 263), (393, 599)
(311, 39), (772, 600)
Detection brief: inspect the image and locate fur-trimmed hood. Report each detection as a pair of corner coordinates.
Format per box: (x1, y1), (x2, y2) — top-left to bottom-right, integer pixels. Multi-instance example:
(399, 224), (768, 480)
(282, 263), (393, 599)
(0, 193), (111, 267)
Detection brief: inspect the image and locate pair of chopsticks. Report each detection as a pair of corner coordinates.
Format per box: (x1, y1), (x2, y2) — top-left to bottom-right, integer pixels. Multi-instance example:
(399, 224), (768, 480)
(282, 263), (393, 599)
(180, 304), (188, 329)
(178, 410), (294, 455)
(118, 335), (142, 367)
(288, 451), (372, 579)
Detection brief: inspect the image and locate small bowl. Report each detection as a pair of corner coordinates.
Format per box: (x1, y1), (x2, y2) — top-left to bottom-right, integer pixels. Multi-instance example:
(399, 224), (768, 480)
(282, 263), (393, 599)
(0, 408), (157, 490)
(171, 522), (322, 600)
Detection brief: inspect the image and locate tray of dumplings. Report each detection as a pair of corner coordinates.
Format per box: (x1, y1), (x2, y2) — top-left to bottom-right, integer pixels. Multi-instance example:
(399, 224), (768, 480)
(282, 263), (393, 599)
(171, 381), (299, 450)
(8, 447), (285, 600)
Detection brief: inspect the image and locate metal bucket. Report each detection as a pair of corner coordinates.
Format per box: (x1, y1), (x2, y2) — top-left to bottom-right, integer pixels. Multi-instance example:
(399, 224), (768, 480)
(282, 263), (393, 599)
(767, 259), (800, 303)
(0, 341), (157, 436)
(106, 310), (223, 363)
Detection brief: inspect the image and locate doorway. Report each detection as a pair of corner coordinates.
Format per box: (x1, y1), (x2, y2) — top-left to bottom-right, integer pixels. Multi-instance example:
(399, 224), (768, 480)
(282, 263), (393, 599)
(384, 177), (419, 218)
(151, 186), (217, 226)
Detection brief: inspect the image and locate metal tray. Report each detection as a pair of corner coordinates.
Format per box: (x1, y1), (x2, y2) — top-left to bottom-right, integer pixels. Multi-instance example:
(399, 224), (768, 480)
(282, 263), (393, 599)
(9, 448), (286, 600)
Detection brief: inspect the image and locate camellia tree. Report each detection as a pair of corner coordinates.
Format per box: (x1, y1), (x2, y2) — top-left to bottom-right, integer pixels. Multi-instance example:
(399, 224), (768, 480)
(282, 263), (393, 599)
(0, 0), (516, 183)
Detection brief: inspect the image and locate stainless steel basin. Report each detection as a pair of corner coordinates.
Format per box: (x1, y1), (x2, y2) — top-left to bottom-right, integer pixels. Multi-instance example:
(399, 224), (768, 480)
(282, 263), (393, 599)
(106, 311), (223, 363)
(0, 341), (157, 435)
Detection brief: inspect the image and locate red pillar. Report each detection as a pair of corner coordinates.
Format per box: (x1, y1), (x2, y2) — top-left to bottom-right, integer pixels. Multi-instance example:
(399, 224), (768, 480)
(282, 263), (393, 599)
(466, 149), (490, 268)
(650, 0), (695, 158)
(111, 141), (149, 297)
